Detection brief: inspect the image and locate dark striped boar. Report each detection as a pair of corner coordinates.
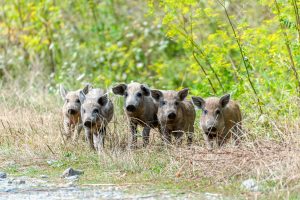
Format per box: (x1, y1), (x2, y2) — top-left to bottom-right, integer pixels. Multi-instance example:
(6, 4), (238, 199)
(79, 88), (114, 151)
(60, 84), (90, 141)
(192, 94), (242, 149)
(151, 88), (196, 146)
(112, 82), (158, 148)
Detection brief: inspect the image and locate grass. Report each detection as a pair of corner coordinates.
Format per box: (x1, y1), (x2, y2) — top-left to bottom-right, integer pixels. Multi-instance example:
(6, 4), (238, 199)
(0, 84), (300, 199)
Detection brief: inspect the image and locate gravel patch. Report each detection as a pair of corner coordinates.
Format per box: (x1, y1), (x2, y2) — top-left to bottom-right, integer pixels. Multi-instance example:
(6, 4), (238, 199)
(0, 175), (227, 199)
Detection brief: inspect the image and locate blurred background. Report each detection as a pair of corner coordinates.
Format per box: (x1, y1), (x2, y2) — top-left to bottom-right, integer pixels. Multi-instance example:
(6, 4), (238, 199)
(0, 0), (299, 116)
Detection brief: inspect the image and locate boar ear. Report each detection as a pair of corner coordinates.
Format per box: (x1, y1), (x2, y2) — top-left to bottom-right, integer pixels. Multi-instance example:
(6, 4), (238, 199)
(98, 94), (108, 106)
(178, 88), (189, 101)
(192, 96), (205, 110)
(82, 83), (92, 94)
(220, 94), (231, 108)
(141, 85), (150, 96)
(112, 84), (127, 95)
(151, 90), (163, 101)
(79, 90), (86, 104)
(60, 84), (68, 99)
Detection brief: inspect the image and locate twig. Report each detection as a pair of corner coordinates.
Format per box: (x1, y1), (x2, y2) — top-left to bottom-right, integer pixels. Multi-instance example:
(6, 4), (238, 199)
(292, 0), (300, 42)
(275, 0), (300, 97)
(187, 11), (225, 92)
(192, 51), (217, 94)
(46, 144), (56, 155)
(174, 26), (219, 94)
(217, 0), (263, 114)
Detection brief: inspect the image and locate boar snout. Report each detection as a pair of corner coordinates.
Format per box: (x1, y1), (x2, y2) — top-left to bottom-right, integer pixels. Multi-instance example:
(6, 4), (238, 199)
(207, 133), (217, 140)
(126, 104), (136, 112)
(167, 112), (176, 120)
(84, 120), (92, 128)
(83, 115), (100, 129)
(68, 109), (78, 115)
(205, 126), (218, 140)
(207, 126), (217, 133)
(83, 118), (98, 128)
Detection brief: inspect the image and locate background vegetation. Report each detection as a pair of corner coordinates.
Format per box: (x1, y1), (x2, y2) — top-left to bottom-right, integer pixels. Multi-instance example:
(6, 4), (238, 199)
(1, 0), (300, 198)
(1, 0), (300, 116)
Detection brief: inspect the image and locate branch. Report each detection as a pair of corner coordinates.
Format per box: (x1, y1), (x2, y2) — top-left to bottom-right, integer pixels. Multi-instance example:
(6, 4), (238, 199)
(275, 0), (300, 97)
(218, 0), (263, 114)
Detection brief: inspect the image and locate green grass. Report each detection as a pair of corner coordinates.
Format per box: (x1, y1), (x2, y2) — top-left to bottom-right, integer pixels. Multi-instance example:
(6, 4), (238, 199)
(1, 145), (300, 199)
(0, 146), (242, 197)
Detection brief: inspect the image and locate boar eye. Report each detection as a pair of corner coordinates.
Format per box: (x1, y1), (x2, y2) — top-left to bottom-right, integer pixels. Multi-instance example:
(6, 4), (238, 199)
(93, 109), (99, 114)
(216, 110), (221, 115)
(76, 99), (80, 103)
(175, 101), (179, 106)
(203, 110), (208, 115)
(136, 92), (142, 97)
(124, 92), (128, 97)
(83, 109), (86, 113)
(66, 99), (70, 103)
(160, 101), (166, 106)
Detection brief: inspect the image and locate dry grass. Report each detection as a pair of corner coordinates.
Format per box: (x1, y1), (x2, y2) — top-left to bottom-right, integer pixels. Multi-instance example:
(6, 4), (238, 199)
(0, 85), (300, 199)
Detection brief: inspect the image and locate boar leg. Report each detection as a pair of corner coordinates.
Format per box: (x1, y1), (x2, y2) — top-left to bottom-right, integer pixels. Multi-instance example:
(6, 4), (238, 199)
(130, 122), (138, 148)
(203, 134), (213, 150)
(92, 126), (106, 151)
(95, 127), (106, 151)
(173, 131), (183, 146)
(161, 126), (171, 145)
(63, 120), (72, 140)
(142, 126), (150, 147)
(217, 136), (226, 147)
(157, 124), (163, 135)
(187, 126), (194, 146)
(233, 123), (242, 145)
(85, 128), (95, 150)
(72, 124), (82, 142)
(93, 133), (99, 151)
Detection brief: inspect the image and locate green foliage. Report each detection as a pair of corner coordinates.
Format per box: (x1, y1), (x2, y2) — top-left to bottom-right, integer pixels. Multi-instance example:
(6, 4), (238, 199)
(0, 0), (184, 89)
(1, 0), (300, 116)
(149, 0), (300, 116)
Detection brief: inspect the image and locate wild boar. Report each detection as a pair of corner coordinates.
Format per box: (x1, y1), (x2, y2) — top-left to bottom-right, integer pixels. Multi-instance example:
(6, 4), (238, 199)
(60, 84), (90, 141)
(191, 94), (242, 149)
(79, 88), (114, 151)
(112, 82), (158, 148)
(151, 88), (196, 146)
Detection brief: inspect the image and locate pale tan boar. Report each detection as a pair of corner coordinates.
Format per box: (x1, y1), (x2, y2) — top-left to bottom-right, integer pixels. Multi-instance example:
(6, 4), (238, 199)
(60, 84), (90, 141)
(192, 94), (242, 149)
(151, 88), (196, 146)
(79, 88), (114, 151)
(112, 82), (158, 148)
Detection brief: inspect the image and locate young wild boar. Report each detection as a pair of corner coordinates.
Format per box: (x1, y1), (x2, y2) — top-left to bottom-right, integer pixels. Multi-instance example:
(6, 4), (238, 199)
(60, 84), (90, 141)
(112, 82), (158, 148)
(151, 88), (196, 146)
(79, 88), (114, 151)
(191, 94), (242, 149)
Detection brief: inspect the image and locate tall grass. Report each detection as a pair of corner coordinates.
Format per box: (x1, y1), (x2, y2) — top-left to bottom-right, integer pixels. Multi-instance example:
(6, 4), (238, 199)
(0, 82), (299, 198)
